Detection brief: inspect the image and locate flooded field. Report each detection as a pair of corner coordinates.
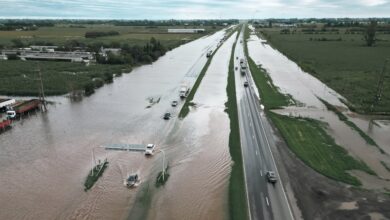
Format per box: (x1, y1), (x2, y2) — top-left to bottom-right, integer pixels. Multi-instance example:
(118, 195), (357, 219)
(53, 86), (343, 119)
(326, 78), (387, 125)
(247, 26), (390, 189)
(0, 29), (227, 220)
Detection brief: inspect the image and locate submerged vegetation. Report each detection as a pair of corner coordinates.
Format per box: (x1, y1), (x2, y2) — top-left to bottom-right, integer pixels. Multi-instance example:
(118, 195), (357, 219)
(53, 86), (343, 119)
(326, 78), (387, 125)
(319, 98), (385, 154)
(84, 159), (109, 191)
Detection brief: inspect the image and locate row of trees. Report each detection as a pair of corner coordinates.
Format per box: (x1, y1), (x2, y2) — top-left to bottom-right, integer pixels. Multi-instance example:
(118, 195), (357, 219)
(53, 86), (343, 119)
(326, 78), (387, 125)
(85, 31), (119, 38)
(96, 37), (167, 65)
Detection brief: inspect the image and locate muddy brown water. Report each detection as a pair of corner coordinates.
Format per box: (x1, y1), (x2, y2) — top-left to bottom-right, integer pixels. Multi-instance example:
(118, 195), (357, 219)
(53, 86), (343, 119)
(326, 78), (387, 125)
(144, 32), (237, 220)
(247, 26), (390, 189)
(0, 29), (228, 220)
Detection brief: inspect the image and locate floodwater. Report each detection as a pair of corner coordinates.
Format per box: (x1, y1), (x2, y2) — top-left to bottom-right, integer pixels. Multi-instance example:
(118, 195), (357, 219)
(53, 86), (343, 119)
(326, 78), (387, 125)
(144, 32), (237, 220)
(0, 29), (227, 220)
(247, 26), (390, 189)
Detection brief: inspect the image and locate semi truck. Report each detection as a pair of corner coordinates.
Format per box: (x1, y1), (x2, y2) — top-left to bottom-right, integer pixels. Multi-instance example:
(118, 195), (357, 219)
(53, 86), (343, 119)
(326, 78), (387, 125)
(6, 99), (41, 119)
(179, 86), (190, 99)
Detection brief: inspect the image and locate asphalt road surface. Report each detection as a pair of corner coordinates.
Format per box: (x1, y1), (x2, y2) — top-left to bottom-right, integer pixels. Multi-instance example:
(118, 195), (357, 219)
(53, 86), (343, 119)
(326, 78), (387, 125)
(234, 26), (294, 220)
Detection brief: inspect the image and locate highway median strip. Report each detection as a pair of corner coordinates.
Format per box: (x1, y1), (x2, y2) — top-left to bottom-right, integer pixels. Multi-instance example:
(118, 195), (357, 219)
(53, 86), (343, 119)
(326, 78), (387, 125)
(225, 28), (249, 220)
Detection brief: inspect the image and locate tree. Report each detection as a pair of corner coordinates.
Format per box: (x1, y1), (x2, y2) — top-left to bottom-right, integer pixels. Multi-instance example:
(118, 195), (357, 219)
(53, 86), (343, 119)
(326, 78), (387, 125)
(11, 39), (24, 48)
(364, 20), (377, 47)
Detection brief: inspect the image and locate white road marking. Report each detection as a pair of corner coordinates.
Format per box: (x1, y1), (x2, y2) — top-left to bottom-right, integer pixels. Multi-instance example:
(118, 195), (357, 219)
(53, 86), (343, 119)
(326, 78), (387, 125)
(260, 170), (263, 176)
(252, 135), (255, 139)
(256, 150), (258, 155)
(249, 122), (252, 127)
(266, 197), (270, 206)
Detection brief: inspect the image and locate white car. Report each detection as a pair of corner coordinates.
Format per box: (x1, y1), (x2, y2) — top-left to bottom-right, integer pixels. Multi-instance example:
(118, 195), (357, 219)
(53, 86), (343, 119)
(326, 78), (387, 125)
(145, 144), (156, 156)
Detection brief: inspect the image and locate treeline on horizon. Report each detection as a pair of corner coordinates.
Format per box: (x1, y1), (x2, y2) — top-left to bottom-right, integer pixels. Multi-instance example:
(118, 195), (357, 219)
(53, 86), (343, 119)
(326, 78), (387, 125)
(0, 19), (239, 28)
(251, 18), (390, 26)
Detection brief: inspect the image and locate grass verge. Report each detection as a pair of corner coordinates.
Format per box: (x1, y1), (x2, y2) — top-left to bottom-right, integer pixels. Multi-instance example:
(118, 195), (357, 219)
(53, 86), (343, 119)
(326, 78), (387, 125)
(269, 113), (375, 186)
(84, 159), (109, 191)
(243, 25), (292, 109)
(319, 98), (385, 154)
(179, 28), (237, 119)
(225, 28), (249, 220)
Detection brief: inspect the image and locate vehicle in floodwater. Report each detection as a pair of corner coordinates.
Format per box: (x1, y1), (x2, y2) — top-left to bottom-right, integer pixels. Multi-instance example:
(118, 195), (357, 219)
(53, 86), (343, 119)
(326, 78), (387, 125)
(6, 99), (41, 119)
(163, 112), (171, 120)
(206, 50), (213, 58)
(179, 86), (190, 99)
(171, 100), (178, 107)
(126, 173), (139, 188)
(144, 144), (156, 156)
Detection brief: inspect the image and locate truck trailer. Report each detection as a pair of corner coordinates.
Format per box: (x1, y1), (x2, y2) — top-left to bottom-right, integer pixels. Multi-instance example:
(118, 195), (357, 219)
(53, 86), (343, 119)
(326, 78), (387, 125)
(6, 99), (41, 118)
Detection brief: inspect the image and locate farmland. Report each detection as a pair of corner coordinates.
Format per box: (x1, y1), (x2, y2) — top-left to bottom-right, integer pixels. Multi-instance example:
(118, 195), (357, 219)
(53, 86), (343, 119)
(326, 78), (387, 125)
(0, 24), (220, 49)
(0, 23), (223, 96)
(257, 26), (390, 114)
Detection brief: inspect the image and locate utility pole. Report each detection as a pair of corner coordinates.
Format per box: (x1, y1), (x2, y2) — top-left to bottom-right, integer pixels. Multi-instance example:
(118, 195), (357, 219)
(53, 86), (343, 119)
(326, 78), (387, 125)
(370, 59), (388, 113)
(37, 63), (47, 112)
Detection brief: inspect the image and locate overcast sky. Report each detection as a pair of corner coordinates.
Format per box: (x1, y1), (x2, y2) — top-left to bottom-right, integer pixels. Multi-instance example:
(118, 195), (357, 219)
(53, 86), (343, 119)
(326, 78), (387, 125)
(0, 0), (389, 19)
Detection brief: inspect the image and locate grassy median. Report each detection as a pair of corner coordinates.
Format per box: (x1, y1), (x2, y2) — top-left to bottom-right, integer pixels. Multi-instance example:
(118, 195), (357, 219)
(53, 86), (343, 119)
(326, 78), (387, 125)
(225, 28), (249, 220)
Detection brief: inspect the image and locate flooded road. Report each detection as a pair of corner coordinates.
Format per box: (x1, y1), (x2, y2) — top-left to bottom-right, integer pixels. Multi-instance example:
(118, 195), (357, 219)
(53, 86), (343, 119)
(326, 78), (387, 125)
(0, 29), (227, 220)
(144, 32), (237, 220)
(247, 26), (390, 189)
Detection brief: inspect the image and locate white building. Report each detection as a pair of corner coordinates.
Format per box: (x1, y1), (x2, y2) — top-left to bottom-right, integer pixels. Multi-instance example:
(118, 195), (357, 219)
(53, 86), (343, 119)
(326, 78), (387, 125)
(167, 28), (205, 33)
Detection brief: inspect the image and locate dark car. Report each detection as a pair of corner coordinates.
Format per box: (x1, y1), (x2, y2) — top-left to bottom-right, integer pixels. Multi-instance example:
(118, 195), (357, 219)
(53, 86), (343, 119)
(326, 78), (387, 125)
(266, 171), (277, 184)
(126, 174), (139, 187)
(171, 100), (178, 107)
(244, 81), (249, 87)
(163, 112), (171, 120)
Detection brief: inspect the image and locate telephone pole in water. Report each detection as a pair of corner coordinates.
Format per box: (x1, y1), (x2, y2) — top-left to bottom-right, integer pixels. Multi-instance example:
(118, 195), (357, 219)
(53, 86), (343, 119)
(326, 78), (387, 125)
(37, 63), (47, 112)
(370, 59), (388, 113)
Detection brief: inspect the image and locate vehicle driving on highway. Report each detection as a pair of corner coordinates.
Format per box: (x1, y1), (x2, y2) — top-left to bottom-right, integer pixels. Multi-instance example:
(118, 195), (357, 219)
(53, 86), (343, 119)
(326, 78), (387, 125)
(266, 171), (277, 184)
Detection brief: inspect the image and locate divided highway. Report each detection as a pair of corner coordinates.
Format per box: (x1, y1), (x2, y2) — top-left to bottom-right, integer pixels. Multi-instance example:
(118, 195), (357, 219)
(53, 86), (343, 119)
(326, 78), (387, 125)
(234, 26), (294, 220)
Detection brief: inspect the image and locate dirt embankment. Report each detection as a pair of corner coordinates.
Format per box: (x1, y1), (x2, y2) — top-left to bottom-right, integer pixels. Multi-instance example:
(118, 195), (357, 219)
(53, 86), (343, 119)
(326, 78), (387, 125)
(269, 117), (390, 220)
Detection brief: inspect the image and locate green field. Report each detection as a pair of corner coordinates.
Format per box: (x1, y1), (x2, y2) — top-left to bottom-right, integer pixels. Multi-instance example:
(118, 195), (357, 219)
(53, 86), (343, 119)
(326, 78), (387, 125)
(270, 113), (375, 186)
(226, 28), (249, 220)
(0, 60), (128, 96)
(0, 25), (218, 49)
(257, 27), (390, 114)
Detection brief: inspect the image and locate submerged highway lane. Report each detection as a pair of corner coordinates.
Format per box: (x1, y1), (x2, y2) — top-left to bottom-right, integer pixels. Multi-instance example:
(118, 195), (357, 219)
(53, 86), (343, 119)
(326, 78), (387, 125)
(234, 26), (294, 220)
